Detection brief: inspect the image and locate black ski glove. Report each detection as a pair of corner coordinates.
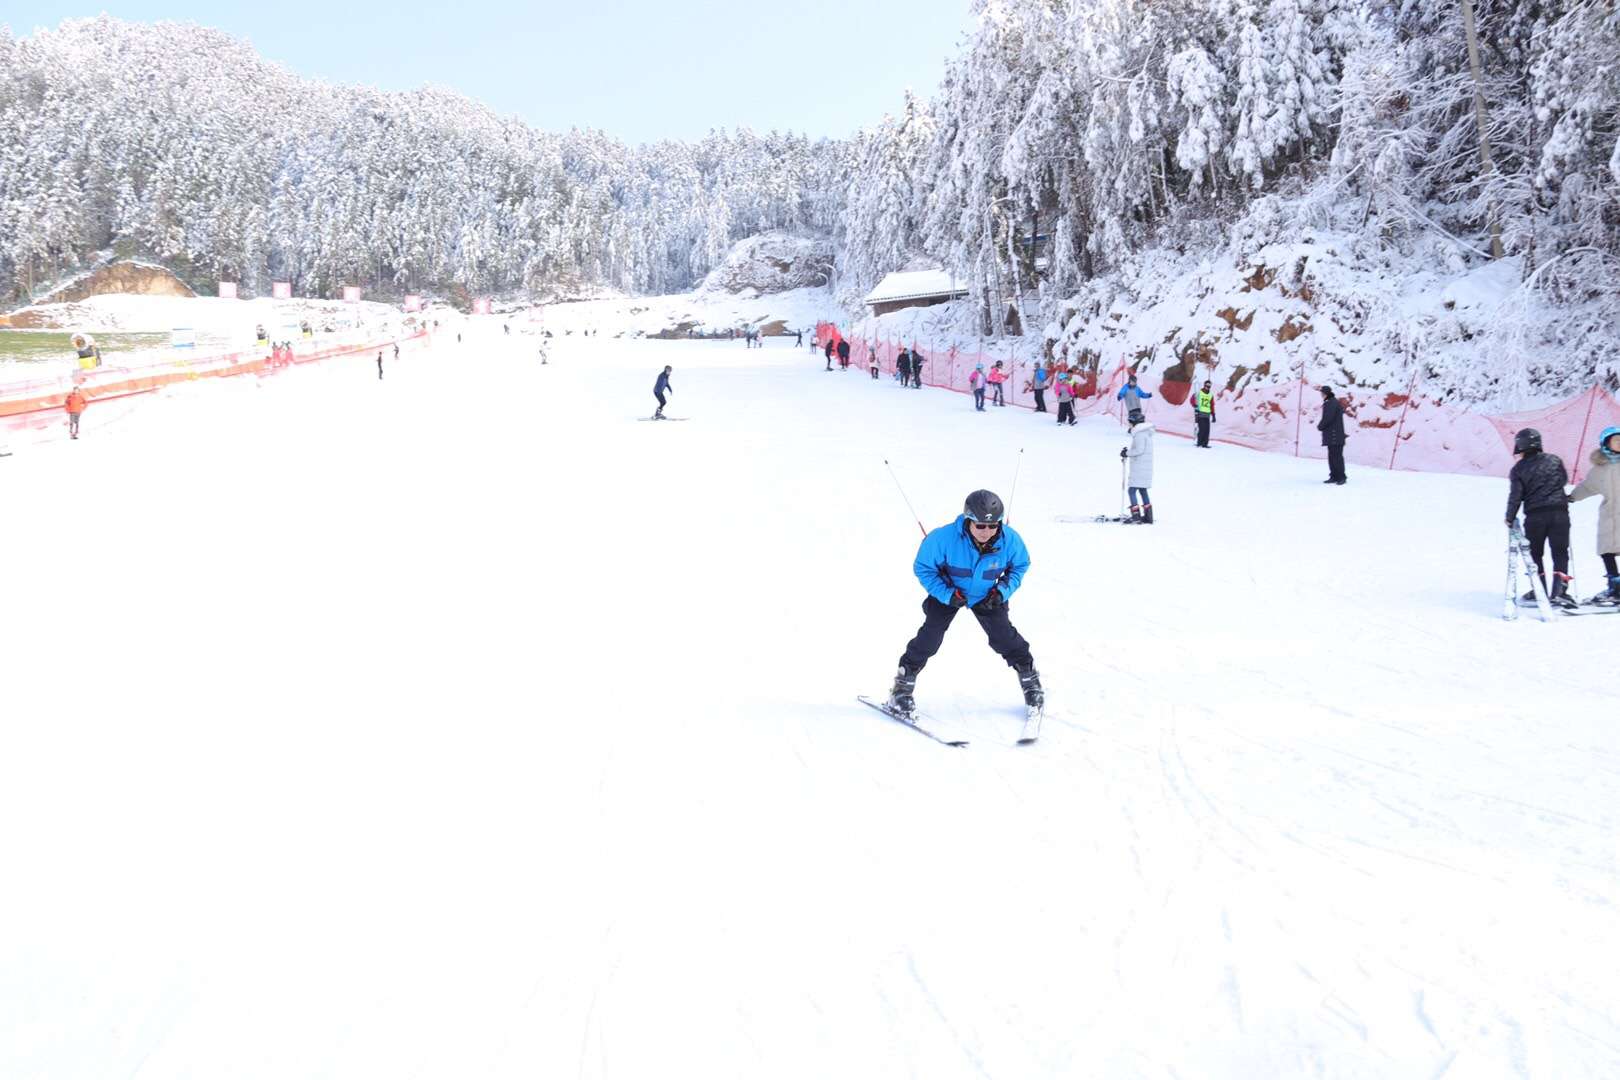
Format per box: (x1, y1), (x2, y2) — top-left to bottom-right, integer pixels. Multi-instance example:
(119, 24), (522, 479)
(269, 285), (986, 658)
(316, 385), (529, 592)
(972, 589), (1005, 613)
(948, 589), (968, 608)
(1120, 448), (1128, 459)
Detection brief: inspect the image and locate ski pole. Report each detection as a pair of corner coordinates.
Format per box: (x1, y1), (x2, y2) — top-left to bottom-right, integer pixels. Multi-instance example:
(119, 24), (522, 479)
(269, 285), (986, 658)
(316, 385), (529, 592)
(885, 458), (928, 538)
(1118, 454), (1128, 519)
(1005, 447), (1024, 524)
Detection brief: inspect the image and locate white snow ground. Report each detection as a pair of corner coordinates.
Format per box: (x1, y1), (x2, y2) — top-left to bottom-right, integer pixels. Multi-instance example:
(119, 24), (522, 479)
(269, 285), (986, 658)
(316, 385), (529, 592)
(1, 332), (1616, 1079)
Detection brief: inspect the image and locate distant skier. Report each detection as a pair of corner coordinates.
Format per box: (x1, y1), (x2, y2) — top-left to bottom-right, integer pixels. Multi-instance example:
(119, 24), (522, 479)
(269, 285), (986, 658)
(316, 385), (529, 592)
(837, 338), (851, 369)
(653, 365), (673, 419)
(376, 351), (384, 380)
(1116, 372), (1153, 417)
(795, 330), (803, 347)
(65, 384), (88, 439)
(393, 342), (400, 363)
(503, 323), (510, 335)
(988, 361), (1007, 406)
(1122, 408), (1155, 523)
(1318, 385), (1348, 484)
(885, 489), (1043, 717)
(1568, 426), (1620, 604)
(969, 363), (987, 411)
(1029, 363), (1049, 413)
(1506, 427), (1573, 606)
(824, 339), (835, 371)
(868, 342), (880, 380)
(1054, 371), (1077, 426)
(896, 348), (912, 386)
(1193, 379), (1216, 448)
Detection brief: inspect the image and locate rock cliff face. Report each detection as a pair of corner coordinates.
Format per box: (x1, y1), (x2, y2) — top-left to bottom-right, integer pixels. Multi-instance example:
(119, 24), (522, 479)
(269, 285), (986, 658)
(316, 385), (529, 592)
(698, 232), (833, 296)
(7, 262), (196, 326)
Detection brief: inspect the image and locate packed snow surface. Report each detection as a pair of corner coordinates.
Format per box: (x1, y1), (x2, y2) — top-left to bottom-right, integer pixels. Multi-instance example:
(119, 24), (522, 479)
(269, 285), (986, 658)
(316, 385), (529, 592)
(2, 330), (1616, 1078)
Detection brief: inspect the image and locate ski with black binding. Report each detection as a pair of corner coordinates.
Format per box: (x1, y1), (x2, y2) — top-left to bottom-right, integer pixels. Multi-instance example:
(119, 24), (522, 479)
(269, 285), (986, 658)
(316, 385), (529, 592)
(856, 696), (969, 747)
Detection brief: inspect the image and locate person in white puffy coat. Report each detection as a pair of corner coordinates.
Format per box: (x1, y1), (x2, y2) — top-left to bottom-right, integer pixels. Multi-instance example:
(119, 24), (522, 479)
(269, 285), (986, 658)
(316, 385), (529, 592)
(1122, 408), (1155, 524)
(1569, 425), (1620, 601)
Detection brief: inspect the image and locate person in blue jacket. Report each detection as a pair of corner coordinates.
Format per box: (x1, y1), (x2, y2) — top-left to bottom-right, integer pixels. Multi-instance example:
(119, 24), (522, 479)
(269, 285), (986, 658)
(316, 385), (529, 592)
(1116, 372), (1153, 416)
(886, 489), (1044, 716)
(653, 365), (673, 418)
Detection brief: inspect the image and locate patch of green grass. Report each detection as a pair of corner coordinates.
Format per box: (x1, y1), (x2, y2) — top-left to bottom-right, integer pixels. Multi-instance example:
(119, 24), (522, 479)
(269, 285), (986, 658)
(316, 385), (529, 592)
(0, 330), (208, 363)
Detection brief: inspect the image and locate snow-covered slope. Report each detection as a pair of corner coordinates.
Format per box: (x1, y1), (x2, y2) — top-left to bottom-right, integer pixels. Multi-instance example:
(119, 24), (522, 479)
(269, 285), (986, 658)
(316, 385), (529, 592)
(529, 285), (837, 338)
(2, 334), (1616, 1078)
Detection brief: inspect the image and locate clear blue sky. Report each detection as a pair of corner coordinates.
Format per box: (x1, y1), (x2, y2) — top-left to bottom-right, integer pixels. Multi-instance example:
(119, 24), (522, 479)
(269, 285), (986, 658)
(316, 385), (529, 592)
(14, 2), (974, 143)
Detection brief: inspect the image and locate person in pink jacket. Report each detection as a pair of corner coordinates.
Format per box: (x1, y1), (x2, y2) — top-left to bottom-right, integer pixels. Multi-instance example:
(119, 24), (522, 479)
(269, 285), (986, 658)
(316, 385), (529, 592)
(987, 361), (1008, 407)
(969, 363), (987, 411)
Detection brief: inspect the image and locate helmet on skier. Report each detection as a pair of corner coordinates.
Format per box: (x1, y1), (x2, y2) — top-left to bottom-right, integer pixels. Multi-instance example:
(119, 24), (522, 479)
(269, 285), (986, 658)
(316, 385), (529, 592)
(963, 489), (1004, 525)
(1598, 425), (1620, 458)
(1513, 428), (1542, 455)
(1128, 409), (1145, 425)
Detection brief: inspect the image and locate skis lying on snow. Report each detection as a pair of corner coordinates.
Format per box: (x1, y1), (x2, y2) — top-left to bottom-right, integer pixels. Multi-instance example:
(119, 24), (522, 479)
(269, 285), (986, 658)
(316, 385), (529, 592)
(857, 696), (968, 746)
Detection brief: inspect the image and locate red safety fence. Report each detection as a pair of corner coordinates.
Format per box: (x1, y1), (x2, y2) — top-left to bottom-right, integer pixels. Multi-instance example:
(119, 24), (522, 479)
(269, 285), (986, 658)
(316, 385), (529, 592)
(816, 322), (1620, 484)
(1, 330), (430, 441)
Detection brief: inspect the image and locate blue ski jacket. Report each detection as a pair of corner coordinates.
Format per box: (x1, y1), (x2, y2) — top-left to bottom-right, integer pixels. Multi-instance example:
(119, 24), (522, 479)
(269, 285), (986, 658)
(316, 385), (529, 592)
(913, 516), (1030, 606)
(654, 371), (672, 395)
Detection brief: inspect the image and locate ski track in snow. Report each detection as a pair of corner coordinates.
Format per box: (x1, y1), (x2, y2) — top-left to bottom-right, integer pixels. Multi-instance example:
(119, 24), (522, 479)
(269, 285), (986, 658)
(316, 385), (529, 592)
(1, 329), (1617, 1079)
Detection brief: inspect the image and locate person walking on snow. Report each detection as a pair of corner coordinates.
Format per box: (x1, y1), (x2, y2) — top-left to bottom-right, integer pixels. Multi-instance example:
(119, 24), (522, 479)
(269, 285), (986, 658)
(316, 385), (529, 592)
(65, 384), (88, 440)
(1318, 385), (1348, 484)
(1116, 372), (1153, 417)
(1029, 363), (1049, 413)
(969, 363), (988, 410)
(393, 342), (400, 363)
(988, 361), (1007, 406)
(837, 338), (851, 370)
(886, 489), (1044, 717)
(1506, 427), (1574, 606)
(910, 348), (926, 388)
(1193, 379), (1216, 448)
(376, 351), (384, 380)
(897, 348), (912, 386)
(1568, 426), (1620, 604)
(824, 339), (835, 371)
(1122, 408), (1155, 523)
(653, 365), (674, 419)
(1054, 371), (1077, 426)
(869, 342), (880, 380)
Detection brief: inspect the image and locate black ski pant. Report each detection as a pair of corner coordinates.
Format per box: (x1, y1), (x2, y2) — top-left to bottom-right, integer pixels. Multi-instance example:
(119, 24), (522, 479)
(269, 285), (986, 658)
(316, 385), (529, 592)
(654, 390), (667, 414)
(1604, 553), (1619, 579)
(1524, 507), (1571, 585)
(1327, 444), (1347, 482)
(1033, 389), (1046, 412)
(1057, 401), (1075, 425)
(1195, 412), (1211, 447)
(900, 596), (1033, 674)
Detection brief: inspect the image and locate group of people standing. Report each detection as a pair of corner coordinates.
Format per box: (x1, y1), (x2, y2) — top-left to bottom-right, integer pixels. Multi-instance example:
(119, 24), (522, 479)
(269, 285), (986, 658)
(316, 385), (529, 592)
(1506, 425), (1620, 606)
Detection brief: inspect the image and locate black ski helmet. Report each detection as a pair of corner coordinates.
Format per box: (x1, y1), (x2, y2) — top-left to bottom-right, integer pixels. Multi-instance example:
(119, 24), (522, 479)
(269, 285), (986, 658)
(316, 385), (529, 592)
(1128, 408), (1145, 425)
(1513, 428), (1542, 454)
(963, 489), (1004, 524)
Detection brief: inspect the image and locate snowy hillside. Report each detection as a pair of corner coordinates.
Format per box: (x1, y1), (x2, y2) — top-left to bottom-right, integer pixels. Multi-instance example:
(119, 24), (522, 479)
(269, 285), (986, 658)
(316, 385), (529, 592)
(534, 285), (836, 338)
(697, 231), (833, 296)
(2, 332), (1617, 1078)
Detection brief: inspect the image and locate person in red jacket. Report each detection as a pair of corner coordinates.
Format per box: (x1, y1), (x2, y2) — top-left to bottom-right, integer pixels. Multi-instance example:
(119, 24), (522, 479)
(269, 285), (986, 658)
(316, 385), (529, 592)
(65, 385), (88, 440)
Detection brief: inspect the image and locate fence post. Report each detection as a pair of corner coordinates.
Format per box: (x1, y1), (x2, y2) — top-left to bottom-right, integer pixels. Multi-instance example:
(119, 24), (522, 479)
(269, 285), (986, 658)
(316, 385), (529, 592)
(1293, 369), (1306, 457)
(1388, 366), (1421, 471)
(1571, 385), (1600, 485)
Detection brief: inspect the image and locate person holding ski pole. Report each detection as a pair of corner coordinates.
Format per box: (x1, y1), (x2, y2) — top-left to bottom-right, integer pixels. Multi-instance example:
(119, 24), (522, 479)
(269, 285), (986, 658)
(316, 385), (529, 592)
(1122, 408), (1155, 523)
(653, 365), (673, 419)
(886, 489), (1043, 717)
(1568, 425), (1620, 604)
(1193, 379), (1215, 447)
(1116, 372), (1153, 417)
(1506, 427), (1574, 607)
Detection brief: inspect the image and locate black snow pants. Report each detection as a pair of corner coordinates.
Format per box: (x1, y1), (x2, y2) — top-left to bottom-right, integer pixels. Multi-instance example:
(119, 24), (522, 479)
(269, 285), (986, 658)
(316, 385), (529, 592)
(1327, 444), (1347, 482)
(1524, 507), (1571, 584)
(1195, 413), (1211, 447)
(1033, 388), (1047, 413)
(1057, 401), (1075, 425)
(900, 596), (1033, 674)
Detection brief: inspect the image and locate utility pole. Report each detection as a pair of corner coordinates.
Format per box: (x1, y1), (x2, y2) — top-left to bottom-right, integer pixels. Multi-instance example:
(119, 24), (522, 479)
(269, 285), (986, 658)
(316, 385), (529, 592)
(1460, 0), (1504, 258)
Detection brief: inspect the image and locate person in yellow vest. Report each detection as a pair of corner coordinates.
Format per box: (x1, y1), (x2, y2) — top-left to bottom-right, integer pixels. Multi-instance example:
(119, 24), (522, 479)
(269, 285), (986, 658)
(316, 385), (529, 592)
(1193, 379), (1216, 448)
(72, 334), (101, 371)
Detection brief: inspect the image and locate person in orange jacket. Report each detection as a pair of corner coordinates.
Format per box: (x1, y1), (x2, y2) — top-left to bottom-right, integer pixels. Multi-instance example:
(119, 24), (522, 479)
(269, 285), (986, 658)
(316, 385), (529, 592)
(65, 385), (88, 439)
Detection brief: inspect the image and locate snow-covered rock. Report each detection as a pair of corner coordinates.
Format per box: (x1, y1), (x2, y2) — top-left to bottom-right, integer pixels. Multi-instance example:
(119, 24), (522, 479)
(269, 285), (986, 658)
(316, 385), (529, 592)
(697, 232), (834, 297)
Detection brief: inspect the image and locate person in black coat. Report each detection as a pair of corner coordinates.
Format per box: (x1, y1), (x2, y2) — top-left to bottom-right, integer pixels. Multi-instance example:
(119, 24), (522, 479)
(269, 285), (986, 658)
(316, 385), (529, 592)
(910, 348), (926, 389)
(837, 339), (851, 369)
(1317, 386), (1347, 484)
(824, 339), (835, 371)
(897, 348), (912, 385)
(1505, 427), (1575, 605)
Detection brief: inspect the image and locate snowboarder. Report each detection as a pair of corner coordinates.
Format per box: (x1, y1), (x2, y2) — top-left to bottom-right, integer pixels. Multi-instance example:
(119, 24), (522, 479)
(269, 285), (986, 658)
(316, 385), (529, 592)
(824, 339), (835, 371)
(1029, 363), (1049, 413)
(653, 365), (673, 419)
(1193, 380), (1216, 448)
(988, 361), (1008, 406)
(1569, 426), (1620, 604)
(837, 338), (851, 369)
(1122, 409), (1155, 523)
(376, 351), (384, 380)
(1506, 427), (1574, 606)
(1116, 372), (1153, 417)
(65, 384), (87, 440)
(886, 489), (1043, 717)
(1318, 385), (1348, 484)
(1054, 371), (1077, 426)
(969, 363), (987, 410)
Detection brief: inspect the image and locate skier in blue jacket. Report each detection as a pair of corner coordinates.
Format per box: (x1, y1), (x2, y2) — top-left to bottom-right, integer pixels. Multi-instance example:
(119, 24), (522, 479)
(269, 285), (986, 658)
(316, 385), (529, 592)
(652, 365), (673, 418)
(886, 489), (1043, 716)
(1116, 373), (1153, 416)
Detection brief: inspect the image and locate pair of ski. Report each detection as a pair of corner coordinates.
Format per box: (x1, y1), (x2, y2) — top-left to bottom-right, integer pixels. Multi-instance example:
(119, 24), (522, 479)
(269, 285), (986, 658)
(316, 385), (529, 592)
(1502, 523), (1616, 619)
(638, 415), (690, 422)
(856, 696), (1042, 748)
(1056, 514), (1132, 524)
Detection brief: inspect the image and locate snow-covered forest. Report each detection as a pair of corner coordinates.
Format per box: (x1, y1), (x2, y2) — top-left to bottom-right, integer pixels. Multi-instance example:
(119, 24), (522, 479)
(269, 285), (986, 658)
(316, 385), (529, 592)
(0, 18), (848, 301)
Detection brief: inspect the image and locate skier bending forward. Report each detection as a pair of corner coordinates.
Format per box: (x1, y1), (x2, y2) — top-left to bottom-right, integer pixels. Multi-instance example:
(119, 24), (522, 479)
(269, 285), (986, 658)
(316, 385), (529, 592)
(887, 489), (1044, 716)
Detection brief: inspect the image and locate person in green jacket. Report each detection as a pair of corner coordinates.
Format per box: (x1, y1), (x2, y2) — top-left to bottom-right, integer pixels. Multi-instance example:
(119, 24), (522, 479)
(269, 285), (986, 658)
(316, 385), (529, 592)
(1193, 380), (1216, 448)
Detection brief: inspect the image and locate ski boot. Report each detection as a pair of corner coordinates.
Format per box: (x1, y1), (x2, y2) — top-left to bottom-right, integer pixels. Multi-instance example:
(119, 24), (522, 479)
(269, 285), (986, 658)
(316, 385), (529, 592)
(886, 665), (919, 718)
(1141, 502), (1154, 525)
(1017, 665), (1045, 711)
(1127, 504), (1143, 524)
(1600, 575), (1620, 606)
(1549, 573), (1579, 610)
